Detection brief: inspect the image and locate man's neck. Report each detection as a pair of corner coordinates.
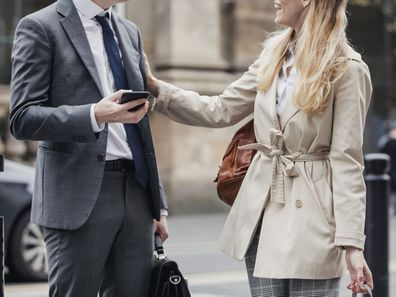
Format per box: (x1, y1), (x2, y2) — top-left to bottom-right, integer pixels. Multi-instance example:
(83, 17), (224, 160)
(92, 0), (113, 10)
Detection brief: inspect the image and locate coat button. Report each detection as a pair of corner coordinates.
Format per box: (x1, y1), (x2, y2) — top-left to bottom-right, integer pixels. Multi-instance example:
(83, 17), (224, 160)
(97, 154), (105, 162)
(295, 199), (303, 208)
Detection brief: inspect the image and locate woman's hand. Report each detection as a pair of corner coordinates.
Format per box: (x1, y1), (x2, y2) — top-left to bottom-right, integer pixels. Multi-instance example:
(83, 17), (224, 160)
(345, 247), (373, 294)
(143, 53), (159, 97)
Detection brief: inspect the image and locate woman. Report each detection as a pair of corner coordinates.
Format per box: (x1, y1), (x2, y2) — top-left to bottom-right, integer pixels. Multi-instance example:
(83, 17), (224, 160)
(146, 0), (373, 296)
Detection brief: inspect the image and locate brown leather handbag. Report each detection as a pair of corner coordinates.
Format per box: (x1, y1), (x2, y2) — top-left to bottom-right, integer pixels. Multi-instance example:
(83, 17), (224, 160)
(214, 120), (256, 206)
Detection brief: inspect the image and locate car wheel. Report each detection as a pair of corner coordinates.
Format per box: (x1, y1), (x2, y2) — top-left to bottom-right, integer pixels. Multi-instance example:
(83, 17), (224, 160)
(8, 210), (48, 281)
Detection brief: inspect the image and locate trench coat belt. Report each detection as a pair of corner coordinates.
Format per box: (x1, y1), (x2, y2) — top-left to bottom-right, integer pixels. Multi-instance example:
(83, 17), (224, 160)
(239, 128), (329, 205)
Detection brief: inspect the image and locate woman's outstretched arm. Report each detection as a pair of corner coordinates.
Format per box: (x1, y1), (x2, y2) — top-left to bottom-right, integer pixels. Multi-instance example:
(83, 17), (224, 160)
(145, 53), (262, 128)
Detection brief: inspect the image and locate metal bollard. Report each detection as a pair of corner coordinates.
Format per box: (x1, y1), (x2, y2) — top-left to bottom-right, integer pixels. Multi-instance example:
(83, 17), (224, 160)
(364, 153), (390, 297)
(1, 216), (3, 297)
(1, 154), (4, 297)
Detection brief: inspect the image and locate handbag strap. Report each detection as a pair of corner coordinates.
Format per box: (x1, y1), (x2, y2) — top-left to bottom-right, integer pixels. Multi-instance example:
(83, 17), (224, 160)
(154, 233), (166, 260)
(352, 284), (373, 297)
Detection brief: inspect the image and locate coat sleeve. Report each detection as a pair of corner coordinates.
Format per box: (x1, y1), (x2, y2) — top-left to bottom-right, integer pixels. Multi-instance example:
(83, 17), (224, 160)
(330, 59), (372, 250)
(9, 16), (98, 143)
(151, 55), (262, 128)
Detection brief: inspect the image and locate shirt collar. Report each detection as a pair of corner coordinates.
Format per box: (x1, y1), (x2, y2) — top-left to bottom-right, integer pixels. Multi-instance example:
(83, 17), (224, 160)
(282, 53), (295, 74)
(73, 0), (113, 20)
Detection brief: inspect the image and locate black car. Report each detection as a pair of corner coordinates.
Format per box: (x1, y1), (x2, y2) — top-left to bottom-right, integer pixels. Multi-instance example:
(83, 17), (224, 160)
(0, 159), (47, 281)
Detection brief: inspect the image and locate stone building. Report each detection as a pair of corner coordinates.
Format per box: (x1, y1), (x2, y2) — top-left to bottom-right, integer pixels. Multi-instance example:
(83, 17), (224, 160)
(0, 0), (393, 213)
(124, 0), (278, 213)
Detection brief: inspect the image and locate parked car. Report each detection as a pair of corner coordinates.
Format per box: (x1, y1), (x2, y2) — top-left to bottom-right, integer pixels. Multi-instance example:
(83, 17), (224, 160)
(0, 159), (47, 281)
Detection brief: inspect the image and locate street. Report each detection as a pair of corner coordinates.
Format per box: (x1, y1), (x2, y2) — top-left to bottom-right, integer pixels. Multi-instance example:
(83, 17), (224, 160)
(4, 212), (396, 297)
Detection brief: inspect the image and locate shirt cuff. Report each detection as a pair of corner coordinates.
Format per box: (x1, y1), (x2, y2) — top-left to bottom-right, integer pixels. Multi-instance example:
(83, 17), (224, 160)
(90, 104), (105, 132)
(160, 209), (168, 216)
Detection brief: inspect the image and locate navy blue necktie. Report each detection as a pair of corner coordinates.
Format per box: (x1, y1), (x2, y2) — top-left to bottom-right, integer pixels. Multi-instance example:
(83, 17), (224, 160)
(96, 14), (148, 187)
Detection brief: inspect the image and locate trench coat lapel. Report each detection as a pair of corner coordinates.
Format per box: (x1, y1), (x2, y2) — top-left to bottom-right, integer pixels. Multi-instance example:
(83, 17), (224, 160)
(57, 0), (104, 97)
(265, 75), (282, 130)
(279, 96), (300, 132)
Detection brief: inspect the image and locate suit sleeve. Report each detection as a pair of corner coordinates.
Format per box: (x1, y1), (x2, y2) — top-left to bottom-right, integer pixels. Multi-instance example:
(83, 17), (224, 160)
(151, 55), (262, 128)
(330, 60), (372, 250)
(9, 16), (98, 143)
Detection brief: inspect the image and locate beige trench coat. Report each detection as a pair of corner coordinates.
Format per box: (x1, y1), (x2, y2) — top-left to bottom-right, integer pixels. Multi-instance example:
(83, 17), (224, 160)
(153, 45), (372, 279)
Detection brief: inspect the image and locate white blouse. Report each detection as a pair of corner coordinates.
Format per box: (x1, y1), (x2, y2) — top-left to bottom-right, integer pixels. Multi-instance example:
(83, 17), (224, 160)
(276, 53), (297, 115)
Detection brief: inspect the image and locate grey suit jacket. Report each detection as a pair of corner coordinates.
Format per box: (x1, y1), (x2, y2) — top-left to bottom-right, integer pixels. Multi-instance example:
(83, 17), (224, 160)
(9, 0), (167, 230)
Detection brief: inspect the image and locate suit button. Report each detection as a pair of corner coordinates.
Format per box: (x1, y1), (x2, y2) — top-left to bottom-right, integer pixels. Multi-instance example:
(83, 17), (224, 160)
(295, 199), (303, 208)
(97, 154), (105, 162)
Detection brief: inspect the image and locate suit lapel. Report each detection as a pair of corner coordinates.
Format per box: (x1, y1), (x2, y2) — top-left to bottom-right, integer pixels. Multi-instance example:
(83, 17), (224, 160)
(111, 14), (150, 144)
(57, 0), (104, 97)
(111, 14), (143, 92)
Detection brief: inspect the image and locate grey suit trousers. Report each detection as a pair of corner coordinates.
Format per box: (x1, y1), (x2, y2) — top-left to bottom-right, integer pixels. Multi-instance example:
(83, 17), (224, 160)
(43, 169), (154, 297)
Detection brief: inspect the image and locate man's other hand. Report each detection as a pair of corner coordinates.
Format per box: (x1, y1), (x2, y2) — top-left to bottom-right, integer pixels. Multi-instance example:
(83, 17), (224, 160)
(154, 216), (169, 243)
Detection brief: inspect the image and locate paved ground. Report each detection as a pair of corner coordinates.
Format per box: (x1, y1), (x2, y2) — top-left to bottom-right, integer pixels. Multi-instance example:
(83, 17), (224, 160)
(4, 212), (396, 297)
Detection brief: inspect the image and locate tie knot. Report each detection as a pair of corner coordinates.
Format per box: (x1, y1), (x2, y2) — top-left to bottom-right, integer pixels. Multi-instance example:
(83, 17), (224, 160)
(96, 13), (111, 28)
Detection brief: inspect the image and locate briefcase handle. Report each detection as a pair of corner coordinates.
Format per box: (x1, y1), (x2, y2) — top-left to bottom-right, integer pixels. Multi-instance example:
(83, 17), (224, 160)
(154, 233), (166, 260)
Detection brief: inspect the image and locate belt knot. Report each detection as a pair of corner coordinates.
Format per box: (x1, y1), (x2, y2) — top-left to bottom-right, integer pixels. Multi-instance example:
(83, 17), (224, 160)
(239, 128), (329, 206)
(270, 149), (283, 157)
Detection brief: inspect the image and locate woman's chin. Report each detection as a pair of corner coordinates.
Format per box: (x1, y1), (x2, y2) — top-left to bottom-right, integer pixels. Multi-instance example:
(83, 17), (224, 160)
(274, 18), (294, 29)
(274, 14), (286, 26)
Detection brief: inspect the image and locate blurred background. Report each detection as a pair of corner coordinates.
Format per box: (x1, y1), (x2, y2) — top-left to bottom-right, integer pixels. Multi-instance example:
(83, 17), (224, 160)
(0, 0), (395, 296)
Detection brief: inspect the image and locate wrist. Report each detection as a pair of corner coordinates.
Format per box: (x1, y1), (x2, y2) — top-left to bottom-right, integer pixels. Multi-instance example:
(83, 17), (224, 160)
(148, 77), (160, 97)
(345, 246), (363, 254)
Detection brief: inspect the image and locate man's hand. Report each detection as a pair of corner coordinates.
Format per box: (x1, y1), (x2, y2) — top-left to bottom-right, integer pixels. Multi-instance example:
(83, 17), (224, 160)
(154, 216), (169, 243)
(143, 53), (159, 97)
(345, 247), (373, 294)
(94, 90), (149, 125)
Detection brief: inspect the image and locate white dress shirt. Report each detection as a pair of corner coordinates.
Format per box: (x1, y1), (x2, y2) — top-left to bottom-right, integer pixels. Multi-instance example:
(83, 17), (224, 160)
(276, 52), (297, 115)
(73, 0), (132, 161)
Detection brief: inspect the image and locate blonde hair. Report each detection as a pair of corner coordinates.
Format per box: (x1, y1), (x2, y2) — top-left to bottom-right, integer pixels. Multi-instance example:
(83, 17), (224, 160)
(259, 0), (350, 113)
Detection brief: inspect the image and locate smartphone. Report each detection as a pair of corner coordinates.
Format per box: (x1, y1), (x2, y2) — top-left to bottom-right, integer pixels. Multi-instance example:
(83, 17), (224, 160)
(119, 90), (150, 112)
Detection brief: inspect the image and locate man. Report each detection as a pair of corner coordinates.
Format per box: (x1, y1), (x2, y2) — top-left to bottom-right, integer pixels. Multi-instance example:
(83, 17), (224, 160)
(9, 0), (169, 296)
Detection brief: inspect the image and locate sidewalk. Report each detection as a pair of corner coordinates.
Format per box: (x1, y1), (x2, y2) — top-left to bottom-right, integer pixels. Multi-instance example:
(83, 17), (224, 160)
(4, 211), (396, 297)
(165, 211), (396, 297)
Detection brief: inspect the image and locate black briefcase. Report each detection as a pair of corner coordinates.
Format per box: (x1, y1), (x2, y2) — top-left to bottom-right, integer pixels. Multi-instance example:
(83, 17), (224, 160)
(148, 234), (191, 297)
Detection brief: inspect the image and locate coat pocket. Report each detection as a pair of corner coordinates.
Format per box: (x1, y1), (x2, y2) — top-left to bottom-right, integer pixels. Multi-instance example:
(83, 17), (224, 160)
(311, 160), (335, 229)
(313, 177), (335, 226)
(304, 160), (335, 231)
(39, 142), (73, 154)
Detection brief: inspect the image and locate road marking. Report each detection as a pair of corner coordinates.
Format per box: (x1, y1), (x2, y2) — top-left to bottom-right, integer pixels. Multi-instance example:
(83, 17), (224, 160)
(187, 270), (247, 286)
(391, 259), (396, 271)
(194, 295), (230, 297)
(5, 283), (48, 297)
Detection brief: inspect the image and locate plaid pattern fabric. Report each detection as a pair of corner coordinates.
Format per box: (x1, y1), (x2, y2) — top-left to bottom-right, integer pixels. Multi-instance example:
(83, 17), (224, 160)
(245, 230), (341, 297)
